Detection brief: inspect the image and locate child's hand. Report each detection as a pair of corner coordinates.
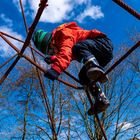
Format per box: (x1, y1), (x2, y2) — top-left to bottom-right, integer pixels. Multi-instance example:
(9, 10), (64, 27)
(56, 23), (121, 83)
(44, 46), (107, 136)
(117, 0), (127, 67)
(44, 55), (52, 64)
(44, 55), (56, 65)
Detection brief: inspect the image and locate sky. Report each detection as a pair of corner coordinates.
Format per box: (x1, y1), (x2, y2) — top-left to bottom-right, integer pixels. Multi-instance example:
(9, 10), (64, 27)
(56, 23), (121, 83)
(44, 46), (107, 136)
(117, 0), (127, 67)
(0, 0), (140, 139)
(0, 0), (140, 58)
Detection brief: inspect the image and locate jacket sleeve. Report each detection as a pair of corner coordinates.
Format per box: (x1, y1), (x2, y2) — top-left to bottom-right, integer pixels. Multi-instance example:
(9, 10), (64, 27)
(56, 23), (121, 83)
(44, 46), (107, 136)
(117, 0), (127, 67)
(51, 30), (75, 73)
(88, 29), (106, 39)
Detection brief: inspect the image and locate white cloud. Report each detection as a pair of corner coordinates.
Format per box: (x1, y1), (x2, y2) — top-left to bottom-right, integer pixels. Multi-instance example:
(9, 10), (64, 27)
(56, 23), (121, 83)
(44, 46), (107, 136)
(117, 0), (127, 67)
(29, 0), (73, 23)
(117, 122), (134, 131)
(0, 14), (13, 27)
(0, 26), (23, 57)
(0, 124), (21, 139)
(75, 0), (88, 5)
(76, 5), (104, 23)
(12, 0), (104, 23)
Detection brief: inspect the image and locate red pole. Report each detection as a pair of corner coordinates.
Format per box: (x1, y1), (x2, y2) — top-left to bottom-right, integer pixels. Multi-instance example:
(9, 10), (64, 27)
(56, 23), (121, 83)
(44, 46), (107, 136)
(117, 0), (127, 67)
(0, 31), (24, 43)
(85, 89), (108, 140)
(112, 0), (140, 20)
(19, 0), (57, 137)
(105, 40), (140, 75)
(94, 113), (108, 140)
(0, 0), (48, 84)
(0, 33), (83, 89)
(0, 31), (81, 84)
(0, 54), (18, 69)
(87, 40), (140, 85)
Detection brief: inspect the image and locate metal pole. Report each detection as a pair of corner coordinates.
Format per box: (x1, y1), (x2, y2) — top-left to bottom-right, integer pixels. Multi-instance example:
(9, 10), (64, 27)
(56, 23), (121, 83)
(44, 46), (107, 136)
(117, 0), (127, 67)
(94, 113), (108, 140)
(86, 40), (140, 88)
(0, 31), (81, 84)
(0, 33), (83, 89)
(19, 0), (57, 137)
(105, 40), (140, 75)
(0, 31), (24, 43)
(112, 0), (140, 20)
(0, 0), (48, 84)
(85, 89), (108, 140)
(0, 54), (18, 69)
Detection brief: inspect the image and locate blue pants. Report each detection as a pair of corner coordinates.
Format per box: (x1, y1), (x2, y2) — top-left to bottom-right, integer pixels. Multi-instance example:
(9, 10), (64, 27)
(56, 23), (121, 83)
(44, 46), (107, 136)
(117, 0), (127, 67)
(72, 37), (113, 84)
(72, 37), (113, 67)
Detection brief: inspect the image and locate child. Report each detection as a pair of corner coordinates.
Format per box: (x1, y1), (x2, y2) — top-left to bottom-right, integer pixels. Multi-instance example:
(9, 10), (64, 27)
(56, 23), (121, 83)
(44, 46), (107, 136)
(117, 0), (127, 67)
(33, 22), (113, 114)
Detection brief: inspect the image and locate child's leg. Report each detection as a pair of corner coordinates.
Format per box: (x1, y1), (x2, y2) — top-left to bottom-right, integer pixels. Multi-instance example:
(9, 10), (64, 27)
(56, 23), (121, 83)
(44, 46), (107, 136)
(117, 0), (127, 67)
(78, 67), (110, 114)
(72, 37), (113, 83)
(72, 37), (113, 67)
(87, 82), (110, 115)
(73, 37), (113, 114)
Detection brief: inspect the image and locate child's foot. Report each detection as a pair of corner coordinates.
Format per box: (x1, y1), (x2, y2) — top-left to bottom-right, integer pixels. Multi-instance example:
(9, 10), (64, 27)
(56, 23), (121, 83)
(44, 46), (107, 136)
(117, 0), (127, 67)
(87, 82), (110, 115)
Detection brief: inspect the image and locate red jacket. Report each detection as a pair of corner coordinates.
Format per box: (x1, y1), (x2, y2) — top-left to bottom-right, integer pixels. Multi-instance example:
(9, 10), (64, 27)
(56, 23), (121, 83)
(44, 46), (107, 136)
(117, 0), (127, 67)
(50, 22), (106, 74)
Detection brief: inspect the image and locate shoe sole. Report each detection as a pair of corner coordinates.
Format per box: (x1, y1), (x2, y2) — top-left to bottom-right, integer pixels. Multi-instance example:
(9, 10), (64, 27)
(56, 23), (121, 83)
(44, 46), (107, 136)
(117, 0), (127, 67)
(87, 67), (108, 83)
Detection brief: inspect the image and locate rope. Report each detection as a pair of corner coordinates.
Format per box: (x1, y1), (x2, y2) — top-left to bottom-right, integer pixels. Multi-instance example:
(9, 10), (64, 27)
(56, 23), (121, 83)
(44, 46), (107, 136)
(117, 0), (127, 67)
(0, 54), (18, 69)
(1, 1), (140, 139)
(113, 0), (140, 20)
(0, 31), (82, 88)
(0, 31), (24, 43)
(85, 89), (108, 140)
(1, 31), (139, 89)
(0, 33), (83, 89)
(0, 0), (48, 84)
(20, 0), (57, 137)
(87, 40), (140, 87)
(105, 40), (140, 75)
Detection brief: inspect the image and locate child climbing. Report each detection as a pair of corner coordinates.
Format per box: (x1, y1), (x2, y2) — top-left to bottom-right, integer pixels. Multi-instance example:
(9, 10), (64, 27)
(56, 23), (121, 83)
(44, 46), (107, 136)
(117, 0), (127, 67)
(32, 22), (113, 114)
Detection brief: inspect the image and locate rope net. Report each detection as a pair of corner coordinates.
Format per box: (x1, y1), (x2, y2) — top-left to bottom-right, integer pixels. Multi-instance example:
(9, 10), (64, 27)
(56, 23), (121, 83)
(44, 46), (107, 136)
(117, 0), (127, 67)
(0, 0), (139, 140)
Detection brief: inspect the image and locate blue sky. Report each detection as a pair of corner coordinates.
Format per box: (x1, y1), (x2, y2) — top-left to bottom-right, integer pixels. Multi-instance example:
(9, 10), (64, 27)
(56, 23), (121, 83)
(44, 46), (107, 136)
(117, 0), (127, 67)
(0, 0), (140, 58)
(0, 0), (140, 139)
